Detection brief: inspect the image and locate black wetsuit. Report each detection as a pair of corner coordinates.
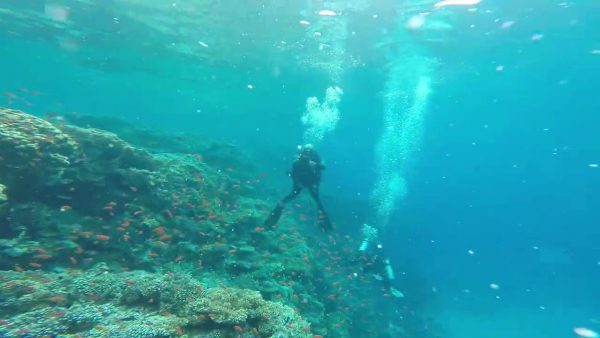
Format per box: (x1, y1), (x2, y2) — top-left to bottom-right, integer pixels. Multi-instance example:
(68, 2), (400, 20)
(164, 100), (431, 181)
(264, 150), (332, 230)
(356, 238), (399, 294)
(361, 253), (392, 291)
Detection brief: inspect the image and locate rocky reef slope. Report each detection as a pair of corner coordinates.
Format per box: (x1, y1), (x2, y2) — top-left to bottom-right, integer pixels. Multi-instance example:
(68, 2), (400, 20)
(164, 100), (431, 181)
(0, 108), (424, 338)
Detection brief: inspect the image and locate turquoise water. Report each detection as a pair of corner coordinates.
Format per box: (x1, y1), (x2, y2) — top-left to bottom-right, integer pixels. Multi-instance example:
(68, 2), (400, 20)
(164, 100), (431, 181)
(0, 0), (599, 337)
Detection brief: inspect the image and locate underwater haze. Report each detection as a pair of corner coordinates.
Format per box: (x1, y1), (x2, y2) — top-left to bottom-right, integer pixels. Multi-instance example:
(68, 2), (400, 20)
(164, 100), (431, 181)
(0, 0), (599, 337)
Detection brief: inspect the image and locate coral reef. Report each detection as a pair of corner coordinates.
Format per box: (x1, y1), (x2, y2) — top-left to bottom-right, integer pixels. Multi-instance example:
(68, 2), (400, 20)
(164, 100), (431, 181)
(0, 108), (429, 338)
(0, 184), (7, 220)
(0, 265), (310, 337)
(0, 108), (78, 200)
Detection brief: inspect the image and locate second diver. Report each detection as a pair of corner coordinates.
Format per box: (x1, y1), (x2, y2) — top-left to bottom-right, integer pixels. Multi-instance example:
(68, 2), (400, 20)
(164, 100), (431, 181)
(264, 144), (333, 231)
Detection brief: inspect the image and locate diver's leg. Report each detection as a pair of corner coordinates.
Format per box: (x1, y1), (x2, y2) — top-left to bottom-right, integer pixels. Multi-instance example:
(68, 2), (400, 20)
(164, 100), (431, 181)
(308, 185), (332, 230)
(281, 184), (302, 204)
(264, 184), (302, 227)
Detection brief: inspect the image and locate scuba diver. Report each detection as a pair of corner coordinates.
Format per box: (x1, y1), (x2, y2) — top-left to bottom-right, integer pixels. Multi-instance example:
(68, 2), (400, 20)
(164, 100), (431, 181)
(264, 144), (333, 231)
(356, 223), (404, 298)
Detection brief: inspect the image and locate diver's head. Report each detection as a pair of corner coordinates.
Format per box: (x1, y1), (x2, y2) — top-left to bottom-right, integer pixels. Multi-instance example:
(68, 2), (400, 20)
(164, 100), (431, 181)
(299, 144), (315, 157)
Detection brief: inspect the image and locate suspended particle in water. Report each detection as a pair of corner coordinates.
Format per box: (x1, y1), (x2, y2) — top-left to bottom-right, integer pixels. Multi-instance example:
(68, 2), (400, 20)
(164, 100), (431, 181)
(589, 164), (599, 168)
(318, 10), (337, 16)
(198, 41), (209, 48)
(539, 306), (546, 310)
(496, 65), (505, 72)
(406, 14), (426, 30)
(489, 283), (500, 290)
(247, 84), (254, 90)
(468, 250), (475, 255)
(501, 21), (515, 29)
(574, 327), (599, 338)
(531, 34), (544, 41)
(591, 50), (600, 55)
(299, 20), (310, 26)
(434, 0), (481, 8)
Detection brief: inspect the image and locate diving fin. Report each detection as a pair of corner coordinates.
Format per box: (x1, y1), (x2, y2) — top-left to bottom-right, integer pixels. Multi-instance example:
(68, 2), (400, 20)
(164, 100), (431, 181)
(318, 210), (333, 231)
(264, 204), (284, 228)
(390, 287), (405, 298)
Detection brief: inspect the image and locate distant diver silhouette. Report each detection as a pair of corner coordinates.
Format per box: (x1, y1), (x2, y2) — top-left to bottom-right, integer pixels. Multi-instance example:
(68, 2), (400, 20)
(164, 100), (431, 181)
(357, 223), (404, 298)
(264, 144), (332, 231)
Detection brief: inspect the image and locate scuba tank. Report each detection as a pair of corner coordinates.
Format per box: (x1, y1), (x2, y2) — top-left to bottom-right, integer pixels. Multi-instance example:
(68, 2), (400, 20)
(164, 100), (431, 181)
(359, 223), (378, 252)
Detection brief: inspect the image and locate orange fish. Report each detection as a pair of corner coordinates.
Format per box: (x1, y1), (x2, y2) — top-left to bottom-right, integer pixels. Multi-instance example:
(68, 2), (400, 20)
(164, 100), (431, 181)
(49, 311), (66, 318)
(48, 295), (65, 303)
(158, 234), (172, 241)
(95, 235), (110, 241)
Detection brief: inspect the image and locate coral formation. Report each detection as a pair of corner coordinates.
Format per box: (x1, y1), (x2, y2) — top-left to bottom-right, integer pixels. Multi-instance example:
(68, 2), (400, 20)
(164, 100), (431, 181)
(0, 265), (310, 337)
(0, 108), (428, 338)
(0, 108), (78, 199)
(0, 183), (7, 220)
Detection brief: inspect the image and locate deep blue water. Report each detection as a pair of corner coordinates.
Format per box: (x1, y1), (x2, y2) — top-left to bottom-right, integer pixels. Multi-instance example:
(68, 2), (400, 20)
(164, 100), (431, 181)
(1, 0), (599, 337)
